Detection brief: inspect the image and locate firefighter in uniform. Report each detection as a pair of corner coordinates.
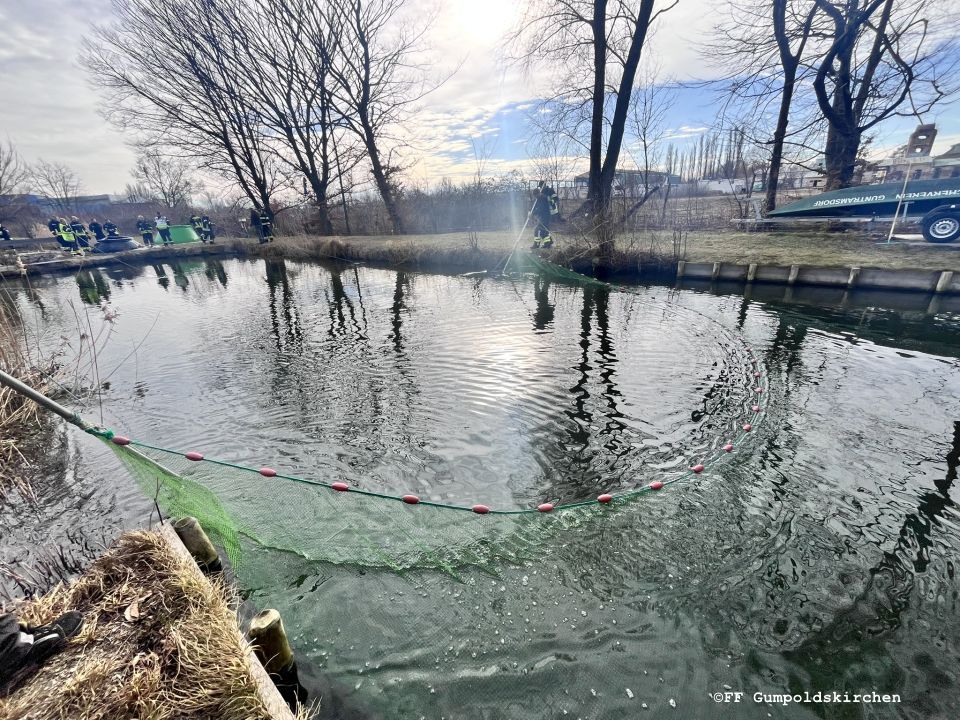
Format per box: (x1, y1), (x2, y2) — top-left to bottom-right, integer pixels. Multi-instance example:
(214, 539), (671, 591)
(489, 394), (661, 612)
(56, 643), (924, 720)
(103, 220), (119, 237)
(89, 219), (105, 241)
(531, 181), (559, 249)
(69, 217), (91, 248)
(155, 214), (173, 246)
(189, 213), (205, 242)
(259, 210), (273, 243)
(252, 208), (273, 244)
(136, 215), (154, 246)
(201, 215), (215, 242)
(53, 218), (82, 255)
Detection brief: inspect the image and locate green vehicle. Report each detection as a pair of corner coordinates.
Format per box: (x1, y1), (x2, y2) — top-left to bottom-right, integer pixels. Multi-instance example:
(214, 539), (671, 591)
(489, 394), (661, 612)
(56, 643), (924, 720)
(766, 178), (960, 243)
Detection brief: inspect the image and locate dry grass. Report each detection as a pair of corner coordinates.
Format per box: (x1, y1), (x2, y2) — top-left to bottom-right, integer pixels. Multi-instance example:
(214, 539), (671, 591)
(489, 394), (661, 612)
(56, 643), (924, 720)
(250, 228), (960, 276)
(0, 302), (49, 500)
(0, 530), (308, 720)
(679, 229), (960, 272)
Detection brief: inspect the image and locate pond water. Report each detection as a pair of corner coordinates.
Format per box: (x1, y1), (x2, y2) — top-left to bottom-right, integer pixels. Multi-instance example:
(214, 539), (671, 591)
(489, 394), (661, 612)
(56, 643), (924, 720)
(2, 256), (960, 719)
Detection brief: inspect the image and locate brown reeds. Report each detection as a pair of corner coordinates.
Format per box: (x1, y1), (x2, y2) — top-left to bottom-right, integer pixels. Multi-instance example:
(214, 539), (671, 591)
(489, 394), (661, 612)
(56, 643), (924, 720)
(0, 301), (48, 499)
(0, 530), (309, 720)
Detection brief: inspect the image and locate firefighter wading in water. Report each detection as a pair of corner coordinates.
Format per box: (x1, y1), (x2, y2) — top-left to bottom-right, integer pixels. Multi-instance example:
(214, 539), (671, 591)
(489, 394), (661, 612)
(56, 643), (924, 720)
(531, 181), (559, 249)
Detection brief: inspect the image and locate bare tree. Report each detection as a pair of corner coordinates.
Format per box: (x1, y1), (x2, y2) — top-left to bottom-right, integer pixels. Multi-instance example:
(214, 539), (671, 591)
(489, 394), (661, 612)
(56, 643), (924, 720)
(325, 0), (437, 235)
(811, 0), (958, 189)
(0, 139), (32, 224)
(628, 61), (675, 194)
(0, 140), (30, 198)
(712, 1), (821, 212)
(511, 0), (678, 259)
(129, 150), (197, 209)
(84, 0), (282, 219)
(31, 159), (82, 215)
(200, 0), (358, 235)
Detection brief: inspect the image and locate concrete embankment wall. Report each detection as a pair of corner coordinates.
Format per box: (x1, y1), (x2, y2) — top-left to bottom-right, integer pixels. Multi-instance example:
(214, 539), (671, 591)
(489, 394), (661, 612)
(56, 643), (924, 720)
(676, 261), (958, 295)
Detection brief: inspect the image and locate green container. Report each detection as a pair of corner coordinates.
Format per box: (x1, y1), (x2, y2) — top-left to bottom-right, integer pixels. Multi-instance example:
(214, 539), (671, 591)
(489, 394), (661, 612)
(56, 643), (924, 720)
(167, 225), (202, 244)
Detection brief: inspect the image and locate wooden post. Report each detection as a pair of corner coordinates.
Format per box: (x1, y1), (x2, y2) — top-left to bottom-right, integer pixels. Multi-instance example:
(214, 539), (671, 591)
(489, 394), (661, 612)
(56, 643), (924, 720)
(746, 263), (757, 283)
(847, 266), (860, 289)
(249, 609), (295, 675)
(934, 270), (954, 294)
(676, 260), (686, 279)
(711, 262), (721, 281)
(172, 517), (221, 571)
(787, 264), (800, 286)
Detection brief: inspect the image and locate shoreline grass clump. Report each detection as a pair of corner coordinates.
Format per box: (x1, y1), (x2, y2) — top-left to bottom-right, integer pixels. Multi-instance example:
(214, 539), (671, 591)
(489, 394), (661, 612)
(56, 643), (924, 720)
(0, 301), (50, 499)
(0, 530), (307, 720)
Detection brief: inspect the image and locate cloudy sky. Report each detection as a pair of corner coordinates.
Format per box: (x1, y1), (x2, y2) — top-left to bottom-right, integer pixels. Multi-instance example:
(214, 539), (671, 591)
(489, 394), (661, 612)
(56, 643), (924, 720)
(1, 0), (958, 195)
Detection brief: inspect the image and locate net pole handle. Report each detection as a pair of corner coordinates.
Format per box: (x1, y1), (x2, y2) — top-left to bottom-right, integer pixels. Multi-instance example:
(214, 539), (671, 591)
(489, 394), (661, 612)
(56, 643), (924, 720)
(0, 368), (89, 430)
(503, 202), (536, 273)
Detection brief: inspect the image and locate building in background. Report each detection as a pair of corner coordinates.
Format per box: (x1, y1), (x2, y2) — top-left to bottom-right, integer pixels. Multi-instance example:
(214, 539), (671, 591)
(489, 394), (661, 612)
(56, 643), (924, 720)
(867, 124), (960, 183)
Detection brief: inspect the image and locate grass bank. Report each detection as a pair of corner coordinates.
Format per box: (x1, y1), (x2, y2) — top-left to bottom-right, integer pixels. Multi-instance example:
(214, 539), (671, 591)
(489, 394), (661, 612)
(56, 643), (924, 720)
(248, 228), (960, 276)
(5, 228), (960, 281)
(0, 529), (303, 720)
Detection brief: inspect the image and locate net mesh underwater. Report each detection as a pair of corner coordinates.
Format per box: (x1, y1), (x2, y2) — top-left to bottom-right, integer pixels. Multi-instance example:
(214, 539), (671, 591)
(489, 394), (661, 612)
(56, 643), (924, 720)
(82, 251), (770, 580)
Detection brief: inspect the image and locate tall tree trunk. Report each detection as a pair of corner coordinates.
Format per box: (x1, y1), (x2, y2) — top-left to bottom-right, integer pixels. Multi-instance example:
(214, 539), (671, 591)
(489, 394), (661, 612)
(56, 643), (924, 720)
(764, 69), (796, 213)
(314, 197), (335, 235)
(823, 123), (861, 189)
(595, 0), (657, 262)
(586, 0), (608, 212)
(364, 126), (403, 234)
(765, 0), (815, 213)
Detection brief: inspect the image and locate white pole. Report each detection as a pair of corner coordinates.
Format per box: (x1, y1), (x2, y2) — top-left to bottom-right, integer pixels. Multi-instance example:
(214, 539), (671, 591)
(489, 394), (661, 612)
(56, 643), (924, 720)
(885, 164), (912, 244)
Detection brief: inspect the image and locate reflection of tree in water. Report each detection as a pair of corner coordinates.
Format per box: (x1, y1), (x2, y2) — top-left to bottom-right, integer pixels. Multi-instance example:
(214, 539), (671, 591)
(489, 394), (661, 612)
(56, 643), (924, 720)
(784, 421), (960, 699)
(265, 259), (302, 354)
(75, 269), (111, 305)
(152, 264), (169, 291)
(325, 266), (366, 341)
(532, 276), (554, 331)
(534, 284), (628, 500)
(389, 272), (410, 355)
(204, 259), (229, 288)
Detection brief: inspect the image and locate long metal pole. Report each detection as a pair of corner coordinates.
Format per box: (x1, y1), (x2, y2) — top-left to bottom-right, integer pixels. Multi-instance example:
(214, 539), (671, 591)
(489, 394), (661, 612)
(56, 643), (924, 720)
(885, 167), (912, 244)
(0, 368), (89, 430)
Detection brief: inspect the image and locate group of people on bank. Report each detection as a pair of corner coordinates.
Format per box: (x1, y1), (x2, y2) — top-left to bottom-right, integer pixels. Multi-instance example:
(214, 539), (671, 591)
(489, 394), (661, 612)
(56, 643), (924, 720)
(47, 213), (217, 254)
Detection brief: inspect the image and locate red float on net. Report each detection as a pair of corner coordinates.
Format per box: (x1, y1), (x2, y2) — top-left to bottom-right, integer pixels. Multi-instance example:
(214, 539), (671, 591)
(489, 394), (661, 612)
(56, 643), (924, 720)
(402, 494), (420, 504)
(723, 443), (734, 452)
(743, 423), (753, 432)
(472, 504), (490, 514)
(259, 467), (277, 477)
(185, 451), (204, 462)
(597, 494), (613, 504)
(649, 481), (664, 490)
(537, 503), (554, 513)
(691, 464), (705, 473)
(754, 387), (763, 394)
(754, 371), (762, 378)
(331, 482), (350, 492)
(751, 405), (761, 412)
(111, 435), (131, 446)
